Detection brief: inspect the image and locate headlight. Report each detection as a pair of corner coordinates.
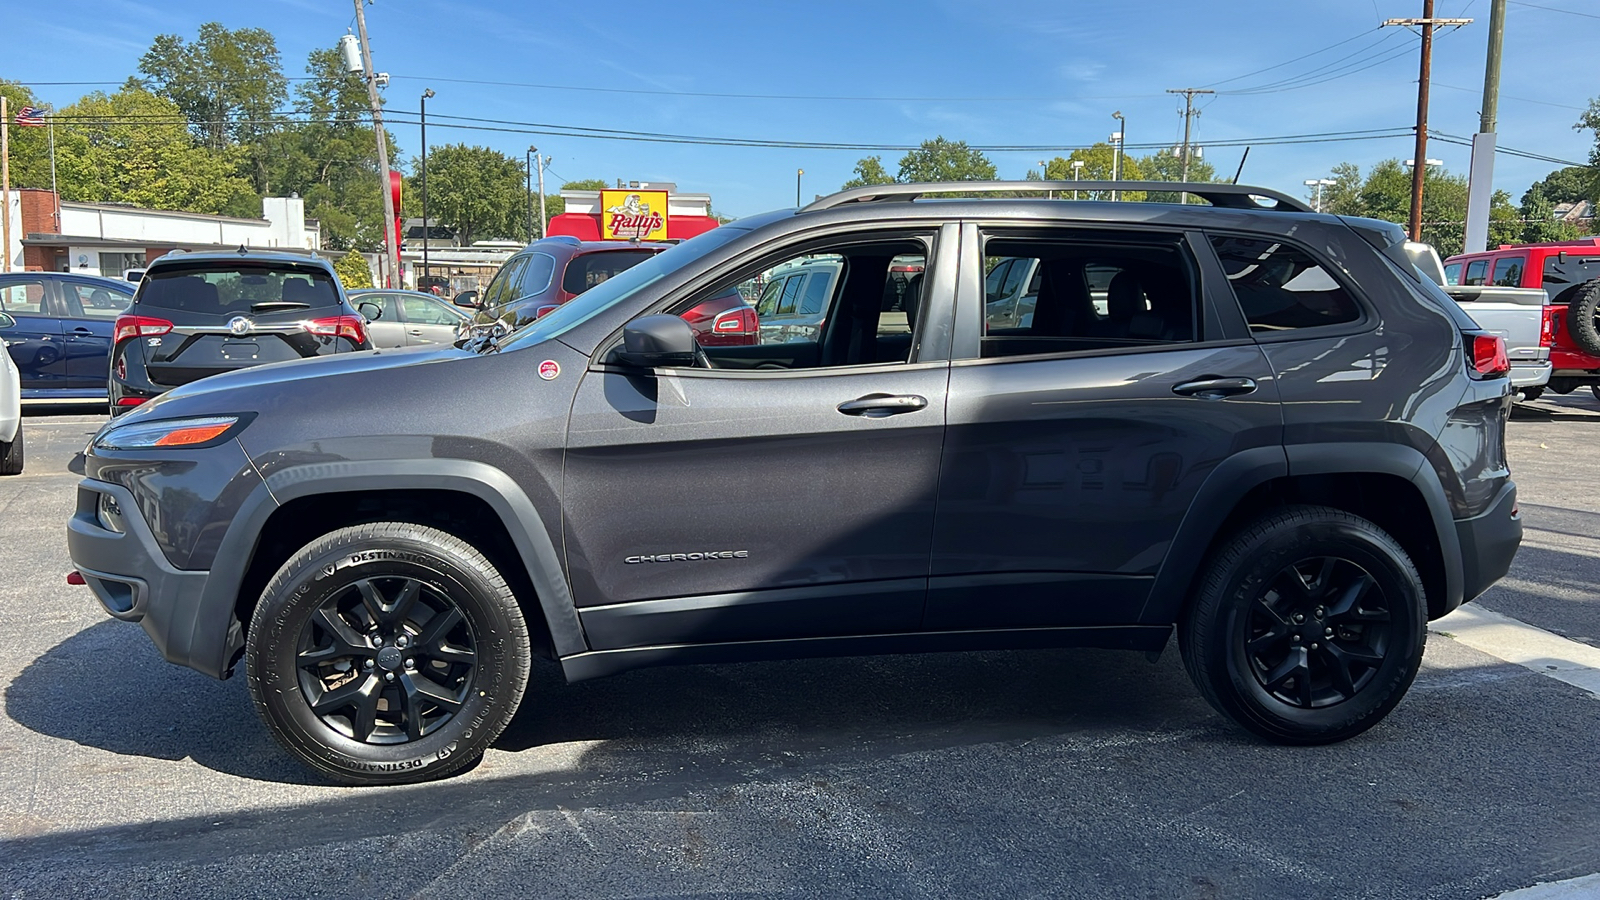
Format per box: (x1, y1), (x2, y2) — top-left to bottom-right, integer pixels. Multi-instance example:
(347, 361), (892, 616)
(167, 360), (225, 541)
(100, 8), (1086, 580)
(93, 415), (245, 451)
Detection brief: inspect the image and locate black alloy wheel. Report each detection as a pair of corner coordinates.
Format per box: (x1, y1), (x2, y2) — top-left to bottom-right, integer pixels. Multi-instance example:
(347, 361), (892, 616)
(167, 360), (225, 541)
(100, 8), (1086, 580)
(296, 575), (477, 744)
(1180, 505), (1426, 745)
(1242, 557), (1392, 710)
(247, 522), (530, 785)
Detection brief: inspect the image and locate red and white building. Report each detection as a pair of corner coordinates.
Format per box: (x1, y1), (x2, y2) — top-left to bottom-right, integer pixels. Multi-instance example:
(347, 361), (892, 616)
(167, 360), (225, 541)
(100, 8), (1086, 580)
(547, 182), (720, 243)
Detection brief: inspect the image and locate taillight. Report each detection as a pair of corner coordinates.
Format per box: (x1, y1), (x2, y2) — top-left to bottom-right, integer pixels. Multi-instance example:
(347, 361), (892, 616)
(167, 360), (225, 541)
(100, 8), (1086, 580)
(1471, 333), (1510, 378)
(1540, 305), (1557, 348)
(113, 315), (173, 345)
(307, 315), (368, 346)
(115, 397), (146, 407)
(712, 307), (757, 334)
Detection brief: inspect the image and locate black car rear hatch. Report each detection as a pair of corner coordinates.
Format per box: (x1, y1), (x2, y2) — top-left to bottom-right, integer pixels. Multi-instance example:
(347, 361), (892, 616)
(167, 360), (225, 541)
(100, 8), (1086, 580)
(134, 261), (357, 387)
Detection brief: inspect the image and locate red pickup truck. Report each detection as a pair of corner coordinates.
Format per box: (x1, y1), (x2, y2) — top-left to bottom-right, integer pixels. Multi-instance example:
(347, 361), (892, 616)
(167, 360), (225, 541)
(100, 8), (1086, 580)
(1445, 238), (1600, 399)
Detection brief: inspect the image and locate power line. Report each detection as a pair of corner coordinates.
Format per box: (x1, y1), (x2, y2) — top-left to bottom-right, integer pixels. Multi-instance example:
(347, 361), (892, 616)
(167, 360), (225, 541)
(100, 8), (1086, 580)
(1221, 30), (1416, 95)
(1506, 0), (1600, 18)
(1202, 27), (1387, 88)
(1431, 81), (1589, 111)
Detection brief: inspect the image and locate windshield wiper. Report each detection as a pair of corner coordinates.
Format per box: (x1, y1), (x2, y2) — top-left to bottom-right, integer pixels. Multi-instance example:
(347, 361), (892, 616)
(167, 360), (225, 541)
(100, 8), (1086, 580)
(456, 321), (509, 354)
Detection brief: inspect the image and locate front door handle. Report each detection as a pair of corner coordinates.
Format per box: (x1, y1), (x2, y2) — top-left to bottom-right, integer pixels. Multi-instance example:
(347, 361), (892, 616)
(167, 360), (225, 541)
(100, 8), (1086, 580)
(1172, 376), (1258, 400)
(837, 393), (929, 417)
(407, 329), (423, 336)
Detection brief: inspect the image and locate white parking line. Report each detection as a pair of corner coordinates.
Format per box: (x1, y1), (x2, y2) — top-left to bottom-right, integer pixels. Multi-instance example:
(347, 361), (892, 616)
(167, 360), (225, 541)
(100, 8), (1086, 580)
(1433, 605), (1600, 698)
(1485, 873), (1600, 899)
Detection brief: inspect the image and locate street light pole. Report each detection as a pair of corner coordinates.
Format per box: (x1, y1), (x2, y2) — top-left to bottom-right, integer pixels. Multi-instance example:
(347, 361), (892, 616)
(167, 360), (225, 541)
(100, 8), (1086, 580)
(1303, 177), (1335, 213)
(1111, 111), (1125, 200)
(419, 88), (433, 287)
(537, 154), (547, 239)
(796, 169), (803, 207)
(1071, 160), (1084, 200)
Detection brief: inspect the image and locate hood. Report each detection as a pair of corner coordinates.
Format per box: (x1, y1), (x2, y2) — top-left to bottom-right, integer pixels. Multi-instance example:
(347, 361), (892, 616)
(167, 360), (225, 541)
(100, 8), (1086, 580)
(125, 344), (468, 421)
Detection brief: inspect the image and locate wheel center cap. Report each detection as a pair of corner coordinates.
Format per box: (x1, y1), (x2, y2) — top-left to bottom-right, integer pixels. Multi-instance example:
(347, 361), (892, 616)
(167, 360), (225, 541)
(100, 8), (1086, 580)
(376, 646), (404, 671)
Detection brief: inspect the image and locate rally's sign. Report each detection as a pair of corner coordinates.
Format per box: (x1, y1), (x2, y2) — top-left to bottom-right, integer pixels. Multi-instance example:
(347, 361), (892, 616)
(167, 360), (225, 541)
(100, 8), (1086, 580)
(600, 189), (669, 241)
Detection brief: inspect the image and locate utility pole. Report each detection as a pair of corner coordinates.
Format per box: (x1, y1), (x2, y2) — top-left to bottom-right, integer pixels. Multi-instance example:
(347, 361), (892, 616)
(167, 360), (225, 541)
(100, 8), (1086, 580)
(352, 0), (400, 287)
(534, 146), (547, 240)
(1385, 4), (1473, 241)
(1464, 0), (1505, 253)
(1110, 111), (1125, 201)
(1167, 88), (1214, 204)
(796, 169), (804, 207)
(419, 88), (433, 287)
(537, 154), (547, 238)
(1, 95), (10, 273)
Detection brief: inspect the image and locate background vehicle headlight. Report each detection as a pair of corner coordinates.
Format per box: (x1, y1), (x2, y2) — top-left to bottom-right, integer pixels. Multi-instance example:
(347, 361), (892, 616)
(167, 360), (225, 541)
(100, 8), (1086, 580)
(93, 415), (244, 451)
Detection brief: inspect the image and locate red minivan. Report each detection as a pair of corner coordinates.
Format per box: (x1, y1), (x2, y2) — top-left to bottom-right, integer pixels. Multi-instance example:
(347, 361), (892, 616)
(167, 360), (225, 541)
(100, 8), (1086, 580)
(1445, 238), (1600, 398)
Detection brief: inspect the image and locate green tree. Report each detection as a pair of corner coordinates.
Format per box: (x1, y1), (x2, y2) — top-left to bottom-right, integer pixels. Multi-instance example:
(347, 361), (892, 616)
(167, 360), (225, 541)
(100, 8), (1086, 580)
(136, 23), (288, 151)
(1041, 145), (1145, 200)
(897, 137), (996, 183)
(0, 81), (53, 189)
(1519, 190), (1585, 244)
(841, 156), (896, 189)
(414, 144), (529, 245)
(53, 86), (257, 216)
(1521, 166), (1596, 208)
(1137, 150), (1219, 203)
(333, 249), (373, 289)
(252, 47), (399, 250)
(1320, 159), (1518, 257)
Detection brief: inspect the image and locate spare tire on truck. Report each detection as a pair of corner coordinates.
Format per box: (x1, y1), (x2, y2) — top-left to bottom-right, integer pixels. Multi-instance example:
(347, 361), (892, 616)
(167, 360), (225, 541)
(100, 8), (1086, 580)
(1566, 279), (1600, 357)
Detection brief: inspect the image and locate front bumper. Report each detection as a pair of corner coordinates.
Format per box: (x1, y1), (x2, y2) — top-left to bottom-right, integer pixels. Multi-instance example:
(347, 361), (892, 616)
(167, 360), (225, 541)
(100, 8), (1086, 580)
(1455, 480), (1521, 607)
(66, 478), (225, 677)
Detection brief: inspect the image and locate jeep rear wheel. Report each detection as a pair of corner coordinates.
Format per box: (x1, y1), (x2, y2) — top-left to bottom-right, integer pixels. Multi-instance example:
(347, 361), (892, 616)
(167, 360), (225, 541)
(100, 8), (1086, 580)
(246, 522), (530, 785)
(1179, 506), (1425, 745)
(1566, 279), (1600, 357)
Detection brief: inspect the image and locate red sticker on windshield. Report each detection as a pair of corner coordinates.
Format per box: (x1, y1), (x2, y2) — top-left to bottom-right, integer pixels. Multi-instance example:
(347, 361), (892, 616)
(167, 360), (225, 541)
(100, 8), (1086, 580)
(538, 359), (560, 380)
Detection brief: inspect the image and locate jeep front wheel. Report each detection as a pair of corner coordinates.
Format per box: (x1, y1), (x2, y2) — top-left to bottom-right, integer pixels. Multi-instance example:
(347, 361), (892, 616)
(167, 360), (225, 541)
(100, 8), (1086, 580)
(246, 522), (530, 785)
(1179, 506), (1426, 745)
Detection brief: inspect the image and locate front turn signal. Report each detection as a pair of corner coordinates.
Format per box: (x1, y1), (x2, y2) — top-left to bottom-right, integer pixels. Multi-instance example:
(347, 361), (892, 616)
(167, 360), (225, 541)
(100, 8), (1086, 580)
(93, 415), (245, 451)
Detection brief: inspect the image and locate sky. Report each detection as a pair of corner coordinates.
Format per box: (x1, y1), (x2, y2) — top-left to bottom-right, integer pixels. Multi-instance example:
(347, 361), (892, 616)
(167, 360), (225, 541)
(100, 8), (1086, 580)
(6, 0), (1598, 218)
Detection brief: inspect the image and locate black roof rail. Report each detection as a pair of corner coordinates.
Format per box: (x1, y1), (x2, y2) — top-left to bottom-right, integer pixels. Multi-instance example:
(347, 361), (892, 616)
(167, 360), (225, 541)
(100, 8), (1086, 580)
(801, 181), (1313, 214)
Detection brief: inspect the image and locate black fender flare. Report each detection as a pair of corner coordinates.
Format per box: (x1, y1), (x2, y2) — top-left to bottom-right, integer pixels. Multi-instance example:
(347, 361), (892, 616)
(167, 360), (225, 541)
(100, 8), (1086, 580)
(1138, 442), (1463, 625)
(198, 458), (587, 678)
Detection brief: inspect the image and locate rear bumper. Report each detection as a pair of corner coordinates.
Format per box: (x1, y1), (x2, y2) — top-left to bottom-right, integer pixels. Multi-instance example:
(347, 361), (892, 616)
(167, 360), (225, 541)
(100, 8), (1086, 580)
(1454, 480), (1521, 609)
(65, 478), (225, 678)
(1509, 361), (1551, 390)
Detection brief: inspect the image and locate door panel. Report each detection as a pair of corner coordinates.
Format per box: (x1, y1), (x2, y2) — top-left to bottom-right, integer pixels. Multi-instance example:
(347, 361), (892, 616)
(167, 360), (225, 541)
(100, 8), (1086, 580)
(60, 281), (127, 390)
(360, 293), (406, 348)
(0, 279), (68, 395)
(399, 295), (464, 345)
(930, 344), (1281, 628)
(563, 363), (949, 648)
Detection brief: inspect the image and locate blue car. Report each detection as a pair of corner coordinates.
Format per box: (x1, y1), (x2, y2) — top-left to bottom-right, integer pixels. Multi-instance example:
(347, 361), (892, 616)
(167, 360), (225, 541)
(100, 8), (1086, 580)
(0, 272), (134, 405)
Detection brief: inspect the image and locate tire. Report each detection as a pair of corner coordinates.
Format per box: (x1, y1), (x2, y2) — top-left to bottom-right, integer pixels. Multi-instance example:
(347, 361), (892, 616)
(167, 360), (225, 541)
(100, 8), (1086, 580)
(1519, 387), (1544, 402)
(0, 427), (23, 476)
(246, 522), (531, 785)
(1566, 279), (1600, 357)
(1179, 505), (1426, 745)
(1591, 385), (1600, 403)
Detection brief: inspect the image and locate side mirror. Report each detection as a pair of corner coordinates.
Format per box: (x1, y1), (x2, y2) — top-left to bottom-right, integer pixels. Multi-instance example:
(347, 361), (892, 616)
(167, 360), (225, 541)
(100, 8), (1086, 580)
(453, 290), (480, 309)
(0, 312), (13, 329)
(617, 314), (697, 368)
(357, 301), (383, 321)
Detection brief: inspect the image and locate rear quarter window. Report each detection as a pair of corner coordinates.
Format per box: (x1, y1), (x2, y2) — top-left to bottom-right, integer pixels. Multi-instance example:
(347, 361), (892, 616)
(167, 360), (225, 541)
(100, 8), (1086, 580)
(1208, 236), (1362, 333)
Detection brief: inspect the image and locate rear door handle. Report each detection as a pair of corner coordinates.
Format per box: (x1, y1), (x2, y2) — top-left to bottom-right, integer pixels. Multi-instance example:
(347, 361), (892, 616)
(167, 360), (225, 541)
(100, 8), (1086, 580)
(837, 393), (929, 417)
(1172, 376), (1258, 399)
(407, 329), (423, 336)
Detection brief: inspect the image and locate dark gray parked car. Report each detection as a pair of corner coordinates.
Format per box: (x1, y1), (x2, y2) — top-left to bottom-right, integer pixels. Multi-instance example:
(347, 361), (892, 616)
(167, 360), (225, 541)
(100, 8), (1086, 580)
(67, 181), (1522, 785)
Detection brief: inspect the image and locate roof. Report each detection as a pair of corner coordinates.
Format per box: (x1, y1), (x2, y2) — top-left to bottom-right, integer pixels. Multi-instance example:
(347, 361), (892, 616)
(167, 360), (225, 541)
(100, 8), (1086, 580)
(145, 248), (337, 271)
(521, 236), (673, 254)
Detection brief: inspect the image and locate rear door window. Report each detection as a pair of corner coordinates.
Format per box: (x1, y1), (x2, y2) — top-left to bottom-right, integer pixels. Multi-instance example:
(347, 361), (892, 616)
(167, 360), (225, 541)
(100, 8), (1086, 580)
(1208, 236), (1362, 333)
(139, 265), (340, 316)
(1443, 263), (1462, 286)
(62, 281), (133, 319)
(799, 270), (832, 315)
(776, 274), (804, 315)
(401, 295), (460, 325)
(1492, 255), (1525, 287)
(1463, 259), (1488, 286)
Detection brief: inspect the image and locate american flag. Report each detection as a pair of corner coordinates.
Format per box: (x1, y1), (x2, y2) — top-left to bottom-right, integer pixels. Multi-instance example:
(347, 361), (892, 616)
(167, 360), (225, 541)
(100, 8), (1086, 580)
(14, 106), (47, 127)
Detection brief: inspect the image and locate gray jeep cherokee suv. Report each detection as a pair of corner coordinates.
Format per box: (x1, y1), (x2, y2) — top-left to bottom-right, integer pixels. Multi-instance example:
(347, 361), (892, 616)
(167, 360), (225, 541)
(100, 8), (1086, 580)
(67, 182), (1522, 785)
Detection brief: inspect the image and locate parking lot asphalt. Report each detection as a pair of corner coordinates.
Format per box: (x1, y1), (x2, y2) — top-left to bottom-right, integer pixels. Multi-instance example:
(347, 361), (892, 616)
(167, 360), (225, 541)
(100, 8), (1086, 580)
(2, 398), (1599, 899)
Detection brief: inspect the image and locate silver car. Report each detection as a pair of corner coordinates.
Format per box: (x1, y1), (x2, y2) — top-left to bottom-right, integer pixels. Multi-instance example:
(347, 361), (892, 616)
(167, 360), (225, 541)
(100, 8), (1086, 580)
(351, 290), (472, 348)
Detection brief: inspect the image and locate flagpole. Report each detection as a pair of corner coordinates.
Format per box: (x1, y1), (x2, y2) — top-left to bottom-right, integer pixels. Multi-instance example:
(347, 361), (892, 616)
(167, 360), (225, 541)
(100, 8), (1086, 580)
(3, 95), (12, 273)
(48, 118), (59, 232)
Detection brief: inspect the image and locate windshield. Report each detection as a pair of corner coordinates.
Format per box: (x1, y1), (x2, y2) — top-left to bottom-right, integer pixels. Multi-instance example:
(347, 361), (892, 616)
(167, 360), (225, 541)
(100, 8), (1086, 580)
(499, 226), (751, 351)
